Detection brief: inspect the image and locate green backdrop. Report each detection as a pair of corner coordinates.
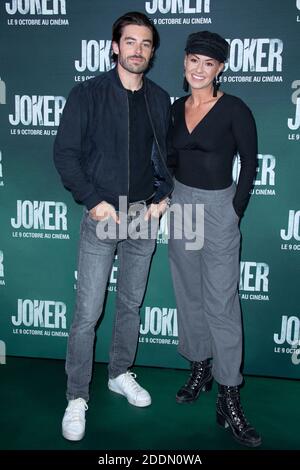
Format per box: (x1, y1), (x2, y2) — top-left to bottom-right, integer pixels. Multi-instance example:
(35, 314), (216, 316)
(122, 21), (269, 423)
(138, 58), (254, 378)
(0, 0), (299, 378)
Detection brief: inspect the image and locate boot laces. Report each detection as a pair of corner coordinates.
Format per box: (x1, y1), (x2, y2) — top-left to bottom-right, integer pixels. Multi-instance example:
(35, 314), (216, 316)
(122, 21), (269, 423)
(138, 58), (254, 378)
(225, 389), (249, 430)
(185, 362), (206, 389)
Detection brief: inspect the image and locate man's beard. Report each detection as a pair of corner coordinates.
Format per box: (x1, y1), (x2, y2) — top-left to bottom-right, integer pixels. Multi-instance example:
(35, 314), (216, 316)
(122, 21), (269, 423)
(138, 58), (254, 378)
(118, 55), (149, 74)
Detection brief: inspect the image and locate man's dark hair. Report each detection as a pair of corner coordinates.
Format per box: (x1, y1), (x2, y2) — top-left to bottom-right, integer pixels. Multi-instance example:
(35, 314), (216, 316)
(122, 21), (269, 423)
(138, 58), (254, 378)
(111, 11), (160, 63)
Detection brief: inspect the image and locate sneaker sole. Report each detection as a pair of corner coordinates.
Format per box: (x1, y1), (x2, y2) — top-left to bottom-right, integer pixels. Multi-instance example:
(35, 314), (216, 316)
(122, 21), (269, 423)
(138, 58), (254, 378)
(62, 428), (85, 441)
(108, 382), (151, 407)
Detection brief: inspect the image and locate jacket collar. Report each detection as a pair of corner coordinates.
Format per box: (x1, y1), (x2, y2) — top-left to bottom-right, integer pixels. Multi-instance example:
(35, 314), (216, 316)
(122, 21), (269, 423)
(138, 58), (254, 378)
(108, 65), (148, 92)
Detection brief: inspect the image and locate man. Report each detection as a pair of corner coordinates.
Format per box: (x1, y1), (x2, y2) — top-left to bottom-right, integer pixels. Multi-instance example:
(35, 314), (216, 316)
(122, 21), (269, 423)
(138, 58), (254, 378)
(54, 11), (173, 441)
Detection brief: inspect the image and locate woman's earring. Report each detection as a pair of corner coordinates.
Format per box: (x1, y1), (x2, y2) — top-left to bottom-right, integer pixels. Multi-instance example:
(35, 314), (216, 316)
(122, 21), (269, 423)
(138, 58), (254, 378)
(213, 75), (220, 97)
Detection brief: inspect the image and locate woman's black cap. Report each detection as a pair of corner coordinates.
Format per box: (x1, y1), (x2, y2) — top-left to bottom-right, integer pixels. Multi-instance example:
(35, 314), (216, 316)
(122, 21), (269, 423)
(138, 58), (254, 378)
(185, 31), (229, 62)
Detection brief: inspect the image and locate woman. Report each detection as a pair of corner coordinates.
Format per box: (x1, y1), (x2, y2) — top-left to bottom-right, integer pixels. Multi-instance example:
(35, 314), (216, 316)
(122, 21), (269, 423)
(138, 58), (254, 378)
(168, 31), (261, 447)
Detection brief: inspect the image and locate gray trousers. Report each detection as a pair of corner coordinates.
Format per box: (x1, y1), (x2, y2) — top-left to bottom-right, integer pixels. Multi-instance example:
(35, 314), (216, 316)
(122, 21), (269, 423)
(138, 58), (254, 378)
(66, 209), (158, 401)
(168, 179), (243, 386)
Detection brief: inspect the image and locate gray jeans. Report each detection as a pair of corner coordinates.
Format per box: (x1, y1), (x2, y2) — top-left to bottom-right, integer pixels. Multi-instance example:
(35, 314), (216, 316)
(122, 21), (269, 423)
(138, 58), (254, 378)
(169, 179), (243, 386)
(66, 209), (158, 401)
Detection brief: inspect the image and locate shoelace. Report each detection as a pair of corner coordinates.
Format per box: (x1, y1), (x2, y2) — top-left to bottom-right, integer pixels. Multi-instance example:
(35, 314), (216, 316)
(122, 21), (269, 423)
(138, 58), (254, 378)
(185, 364), (205, 389)
(123, 372), (142, 393)
(226, 395), (249, 430)
(67, 399), (88, 421)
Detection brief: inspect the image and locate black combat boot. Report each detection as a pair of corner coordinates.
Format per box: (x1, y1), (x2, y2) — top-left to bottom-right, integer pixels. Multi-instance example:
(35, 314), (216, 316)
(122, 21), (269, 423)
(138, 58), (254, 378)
(216, 384), (262, 447)
(176, 360), (213, 403)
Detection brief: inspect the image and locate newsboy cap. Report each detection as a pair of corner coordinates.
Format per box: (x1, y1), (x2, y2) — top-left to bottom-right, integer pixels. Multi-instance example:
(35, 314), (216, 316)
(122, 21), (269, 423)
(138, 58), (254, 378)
(185, 31), (229, 62)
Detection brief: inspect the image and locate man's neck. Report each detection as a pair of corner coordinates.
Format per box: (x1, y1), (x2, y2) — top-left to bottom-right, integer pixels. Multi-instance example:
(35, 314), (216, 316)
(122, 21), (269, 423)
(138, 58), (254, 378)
(117, 64), (143, 91)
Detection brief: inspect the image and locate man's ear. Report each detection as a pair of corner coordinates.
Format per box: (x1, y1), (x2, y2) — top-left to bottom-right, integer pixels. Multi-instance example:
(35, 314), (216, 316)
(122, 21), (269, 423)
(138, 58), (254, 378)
(112, 41), (119, 56)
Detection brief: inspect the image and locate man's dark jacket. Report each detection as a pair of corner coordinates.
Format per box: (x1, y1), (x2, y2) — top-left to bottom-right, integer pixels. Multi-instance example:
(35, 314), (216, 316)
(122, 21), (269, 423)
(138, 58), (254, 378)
(53, 67), (173, 210)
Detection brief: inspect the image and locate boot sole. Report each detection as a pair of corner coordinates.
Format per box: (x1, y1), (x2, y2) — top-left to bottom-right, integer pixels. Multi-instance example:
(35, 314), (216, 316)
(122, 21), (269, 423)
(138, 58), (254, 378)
(176, 378), (213, 403)
(216, 411), (262, 447)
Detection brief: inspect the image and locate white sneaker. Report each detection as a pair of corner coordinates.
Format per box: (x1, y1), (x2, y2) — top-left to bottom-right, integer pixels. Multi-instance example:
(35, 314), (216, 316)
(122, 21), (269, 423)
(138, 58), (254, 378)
(108, 371), (151, 407)
(62, 398), (88, 441)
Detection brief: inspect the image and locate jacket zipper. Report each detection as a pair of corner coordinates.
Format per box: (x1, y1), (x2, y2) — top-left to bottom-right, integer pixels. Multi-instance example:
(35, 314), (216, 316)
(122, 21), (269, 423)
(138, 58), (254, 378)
(126, 92), (130, 207)
(144, 93), (173, 198)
